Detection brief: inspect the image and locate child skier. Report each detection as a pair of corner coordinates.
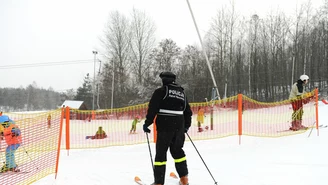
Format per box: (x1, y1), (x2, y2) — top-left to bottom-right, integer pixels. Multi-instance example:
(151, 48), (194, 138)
(47, 114), (51, 129)
(86, 126), (107, 139)
(0, 115), (22, 173)
(130, 115), (141, 134)
(197, 107), (205, 132)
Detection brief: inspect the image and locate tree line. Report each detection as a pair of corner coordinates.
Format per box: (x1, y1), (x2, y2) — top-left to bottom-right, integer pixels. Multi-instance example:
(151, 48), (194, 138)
(0, 82), (68, 112)
(2, 1), (328, 111)
(76, 1), (327, 109)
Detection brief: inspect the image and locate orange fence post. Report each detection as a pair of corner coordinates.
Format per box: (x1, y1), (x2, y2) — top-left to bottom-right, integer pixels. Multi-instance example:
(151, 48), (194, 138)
(153, 124), (157, 143)
(65, 106), (70, 155)
(153, 115), (157, 143)
(55, 107), (65, 179)
(238, 94), (243, 145)
(315, 88), (319, 136)
(92, 110), (95, 120)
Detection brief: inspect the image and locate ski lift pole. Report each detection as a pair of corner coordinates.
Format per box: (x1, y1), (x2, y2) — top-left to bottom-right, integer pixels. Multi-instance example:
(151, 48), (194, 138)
(186, 0), (220, 100)
(210, 88), (218, 130)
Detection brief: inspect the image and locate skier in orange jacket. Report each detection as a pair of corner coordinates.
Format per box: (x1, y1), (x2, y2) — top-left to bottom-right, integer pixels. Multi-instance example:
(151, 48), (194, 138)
(0, 115), (22, 173)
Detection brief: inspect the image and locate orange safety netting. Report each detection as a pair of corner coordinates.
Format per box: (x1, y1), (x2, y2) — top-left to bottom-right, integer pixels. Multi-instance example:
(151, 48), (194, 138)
(0, 89), (319, 184)
(62, 103), (149, 149)
(0, 109), (63, 185)
(63, 89), (318, 151)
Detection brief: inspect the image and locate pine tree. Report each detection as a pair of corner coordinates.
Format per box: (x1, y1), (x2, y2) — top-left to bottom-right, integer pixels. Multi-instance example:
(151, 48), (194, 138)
(75, 73), (93, 109)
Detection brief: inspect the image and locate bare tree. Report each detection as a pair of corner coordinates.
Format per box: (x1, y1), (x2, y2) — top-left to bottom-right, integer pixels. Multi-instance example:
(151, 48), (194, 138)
(179, 45), (207, 101)
(100, 11), (131, 107)
(248, 14), (261, 99)
(289, 3), (307, 85)
(226, 0), (238, 98)
(207, 6), (230, 99)
(129, 8), (156, 84)
(260, 10), (291, 100)
(233, 16), (248, 95)
(149, 39), (181, 72)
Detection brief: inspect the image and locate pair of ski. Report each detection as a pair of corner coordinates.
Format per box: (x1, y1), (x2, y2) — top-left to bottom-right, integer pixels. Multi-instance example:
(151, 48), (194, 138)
(278, 124), (327, 132)
(135, 172), (179, 185)
(0, 169), (29, 175)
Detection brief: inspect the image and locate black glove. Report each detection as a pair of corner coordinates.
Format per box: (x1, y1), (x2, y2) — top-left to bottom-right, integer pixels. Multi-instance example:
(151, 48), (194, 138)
(184, 127), (189, 133)
(143, 124), (151, 133)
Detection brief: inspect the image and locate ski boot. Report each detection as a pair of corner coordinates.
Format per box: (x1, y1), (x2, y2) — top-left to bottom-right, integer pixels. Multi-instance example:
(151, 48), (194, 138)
(298, 124), (308, 130)
(179, 176), (189, 185)
(0, 164), (18, 173)
(0, 164), (8, 173)
(289, 121), (299, 131)
(296, 120), (308, 130)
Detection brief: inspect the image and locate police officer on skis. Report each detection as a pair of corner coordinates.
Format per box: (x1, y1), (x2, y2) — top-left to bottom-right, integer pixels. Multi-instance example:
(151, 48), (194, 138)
(143, 71), (192, 185)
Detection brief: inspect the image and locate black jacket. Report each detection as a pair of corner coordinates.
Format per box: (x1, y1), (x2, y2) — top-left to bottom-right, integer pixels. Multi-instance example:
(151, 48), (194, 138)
(144, 83), (192, 132)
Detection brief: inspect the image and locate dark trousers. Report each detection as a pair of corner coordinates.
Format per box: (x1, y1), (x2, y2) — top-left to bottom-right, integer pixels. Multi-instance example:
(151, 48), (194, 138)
(154, 130), (188, 184)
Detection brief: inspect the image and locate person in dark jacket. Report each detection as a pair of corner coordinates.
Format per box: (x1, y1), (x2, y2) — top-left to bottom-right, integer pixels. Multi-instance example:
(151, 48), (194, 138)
(143, 71), (192, 185)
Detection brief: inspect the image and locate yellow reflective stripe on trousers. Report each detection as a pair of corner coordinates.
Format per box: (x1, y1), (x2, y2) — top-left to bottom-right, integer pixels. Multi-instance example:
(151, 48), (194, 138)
(174, 156), (186, 163)
(154, 161), (167, 166)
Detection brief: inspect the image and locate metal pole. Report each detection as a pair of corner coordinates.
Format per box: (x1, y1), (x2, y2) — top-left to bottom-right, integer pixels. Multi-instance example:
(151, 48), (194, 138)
(97, 60), (102, 109)
(186, 133), (218, 184)
(292, 52), (295, 86)
(111, 59), (115, 111)
(248, 20), (252, 96)
(146, 133), (154, 173)
(185, 0), (221, 100)
(92, 51), (98, 110)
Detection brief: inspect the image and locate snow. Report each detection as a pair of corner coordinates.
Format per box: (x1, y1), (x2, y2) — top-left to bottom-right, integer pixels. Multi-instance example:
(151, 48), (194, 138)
(32, 103), (328, 185)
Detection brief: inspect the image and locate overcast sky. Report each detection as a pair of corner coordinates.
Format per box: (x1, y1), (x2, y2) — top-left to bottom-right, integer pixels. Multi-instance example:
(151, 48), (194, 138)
(0, 0), (323, 92)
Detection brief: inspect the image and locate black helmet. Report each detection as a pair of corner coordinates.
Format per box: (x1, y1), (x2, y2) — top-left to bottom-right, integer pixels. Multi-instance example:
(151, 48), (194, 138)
(159, 71), (176, 80)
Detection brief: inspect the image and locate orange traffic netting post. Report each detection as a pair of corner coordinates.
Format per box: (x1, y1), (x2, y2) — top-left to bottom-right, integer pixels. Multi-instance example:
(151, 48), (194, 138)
(65, 106), (70, 156)
(238, 94), (243, 145)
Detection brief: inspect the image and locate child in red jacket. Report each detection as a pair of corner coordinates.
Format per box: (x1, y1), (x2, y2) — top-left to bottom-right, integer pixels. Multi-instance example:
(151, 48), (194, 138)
(0, 115), (22, 173)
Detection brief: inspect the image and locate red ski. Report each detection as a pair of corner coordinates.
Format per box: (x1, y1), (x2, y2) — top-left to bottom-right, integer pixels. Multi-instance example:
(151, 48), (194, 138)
(134, 176), (147, 185)
(170, 172), (178, 179)
(134, 172), (185, 185)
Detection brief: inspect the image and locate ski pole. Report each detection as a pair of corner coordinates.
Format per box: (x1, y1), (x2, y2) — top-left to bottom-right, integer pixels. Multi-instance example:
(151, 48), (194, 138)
(146, 133), (154, 173)
(186, 132), (218, 185)
(0, 149), (4, 166)
(21, 145), (39, 170)
(0, 138), (5, 166)
(307, 121), (317, 138)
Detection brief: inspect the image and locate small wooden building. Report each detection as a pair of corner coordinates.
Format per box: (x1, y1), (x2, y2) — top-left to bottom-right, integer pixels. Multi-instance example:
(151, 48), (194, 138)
(61, 100), (88, 110)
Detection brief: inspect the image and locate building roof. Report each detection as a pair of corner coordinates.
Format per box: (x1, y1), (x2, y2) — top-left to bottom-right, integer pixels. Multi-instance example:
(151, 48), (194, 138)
(61, 100), (86, 109)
